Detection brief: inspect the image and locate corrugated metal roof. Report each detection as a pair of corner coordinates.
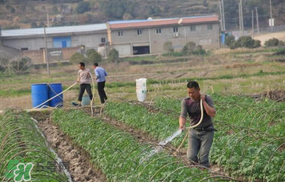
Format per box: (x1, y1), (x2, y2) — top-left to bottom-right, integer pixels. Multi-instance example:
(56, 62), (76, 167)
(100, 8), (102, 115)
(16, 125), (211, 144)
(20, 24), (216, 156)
(1, 23), (107, 37)
(109, 15), (219, 29)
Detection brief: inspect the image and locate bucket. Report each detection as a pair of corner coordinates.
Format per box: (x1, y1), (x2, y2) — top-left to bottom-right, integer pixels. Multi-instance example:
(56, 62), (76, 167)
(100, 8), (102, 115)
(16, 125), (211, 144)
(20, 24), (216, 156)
(81, 95), (90, 106)
(31, 84), (49, 108)
(136, 78), (147, 102)
(48, 83), (63, 107)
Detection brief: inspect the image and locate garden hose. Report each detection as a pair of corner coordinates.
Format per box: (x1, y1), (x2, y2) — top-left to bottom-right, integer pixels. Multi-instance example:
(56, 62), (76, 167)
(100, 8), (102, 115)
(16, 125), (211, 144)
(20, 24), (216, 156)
(175, 98), (204, 154)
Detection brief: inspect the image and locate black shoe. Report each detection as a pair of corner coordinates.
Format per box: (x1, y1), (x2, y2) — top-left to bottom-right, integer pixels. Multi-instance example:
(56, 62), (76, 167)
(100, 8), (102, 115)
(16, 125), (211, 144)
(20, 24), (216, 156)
(72, 102), (82, 107)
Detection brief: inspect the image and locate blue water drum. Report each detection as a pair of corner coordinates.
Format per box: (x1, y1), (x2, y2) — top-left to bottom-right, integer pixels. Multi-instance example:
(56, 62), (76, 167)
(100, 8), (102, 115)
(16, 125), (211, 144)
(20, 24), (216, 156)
(31, 84), (49, 108)
(48, 83), (63, 107)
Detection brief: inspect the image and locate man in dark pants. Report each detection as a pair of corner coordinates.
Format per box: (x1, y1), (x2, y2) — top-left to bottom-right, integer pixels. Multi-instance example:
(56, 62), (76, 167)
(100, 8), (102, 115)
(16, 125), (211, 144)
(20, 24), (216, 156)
(93, 63), (108, 104)
(74, 62), (93, 106)
(179, 81), (216, 168)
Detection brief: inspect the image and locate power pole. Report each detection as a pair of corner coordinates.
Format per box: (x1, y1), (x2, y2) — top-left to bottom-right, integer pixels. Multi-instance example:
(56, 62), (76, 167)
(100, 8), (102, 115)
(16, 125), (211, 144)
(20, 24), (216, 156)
(255, 7), (260, 34)
(239, 0), (244, 35)
(270, 0), (273, 31)
(252, 10), (254, 38)
(240, 0), (244, 35)
(47, 13), (50, 27)
(219, 1), (224, 31)
(221, 0), (226, 31)
(44, 26), (50, 76)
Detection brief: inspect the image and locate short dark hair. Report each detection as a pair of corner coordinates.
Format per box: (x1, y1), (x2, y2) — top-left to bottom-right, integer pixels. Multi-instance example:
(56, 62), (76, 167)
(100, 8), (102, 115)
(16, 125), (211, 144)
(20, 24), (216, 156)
(79, 62), (85, 67)
(94, 63), (98, 66)
(187, 81), (200, 89)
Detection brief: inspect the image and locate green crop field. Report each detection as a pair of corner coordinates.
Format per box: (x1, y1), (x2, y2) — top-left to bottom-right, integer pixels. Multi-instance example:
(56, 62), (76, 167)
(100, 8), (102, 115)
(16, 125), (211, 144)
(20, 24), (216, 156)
(1, 49), (285, 181)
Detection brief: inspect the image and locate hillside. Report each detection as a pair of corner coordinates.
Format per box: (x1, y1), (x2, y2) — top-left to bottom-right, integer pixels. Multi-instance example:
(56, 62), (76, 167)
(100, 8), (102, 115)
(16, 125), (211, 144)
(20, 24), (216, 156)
(0, 0), (284, 30)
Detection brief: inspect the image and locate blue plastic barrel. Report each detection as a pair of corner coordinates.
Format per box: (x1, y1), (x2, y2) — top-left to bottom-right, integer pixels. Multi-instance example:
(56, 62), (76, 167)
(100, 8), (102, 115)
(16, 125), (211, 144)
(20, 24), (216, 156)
(48, 83), (63, 107)
(31, 84), (49, 108)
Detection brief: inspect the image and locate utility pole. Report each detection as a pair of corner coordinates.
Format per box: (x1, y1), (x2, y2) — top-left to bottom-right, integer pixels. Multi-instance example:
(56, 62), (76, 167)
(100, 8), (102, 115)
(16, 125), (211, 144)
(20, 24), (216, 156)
(240, 0), (244, 35)
(255, 7), (260, 34)
(219, 1), (224, 31)
(252, 10), (254, 38)
(239, 0), (244, 35)
(221, 0), (226, 31)
(270, 0), (273, 31)
(47, 13), (50, 27)
(44, 26), (50, 76)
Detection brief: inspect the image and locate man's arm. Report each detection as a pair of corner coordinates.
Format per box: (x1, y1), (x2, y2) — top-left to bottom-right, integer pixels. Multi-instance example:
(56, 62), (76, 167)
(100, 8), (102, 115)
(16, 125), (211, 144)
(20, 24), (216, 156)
(179, 99), (187, 130)
(94, 69), (99, 79)
(201, 95), (216, 117)
(179, 116), (186, 130)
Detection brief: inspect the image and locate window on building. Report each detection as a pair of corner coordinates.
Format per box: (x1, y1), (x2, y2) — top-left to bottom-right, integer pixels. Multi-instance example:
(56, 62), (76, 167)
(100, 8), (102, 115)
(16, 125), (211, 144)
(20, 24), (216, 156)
(137, 29), (142, 35)
(21, 48), (28, 51)
(118, 31), (124, 36)
(207, 24), (213, 30)
(190, 25), (196, 31)
(156, 28), (161, 34)
(173, 27), (178, 32)
(101, 38), (106, 43)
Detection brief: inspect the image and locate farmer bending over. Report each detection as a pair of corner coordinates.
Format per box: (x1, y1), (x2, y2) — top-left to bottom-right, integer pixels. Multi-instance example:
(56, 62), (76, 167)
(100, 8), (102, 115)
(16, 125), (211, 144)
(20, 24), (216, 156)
(179, 81), (216, 168)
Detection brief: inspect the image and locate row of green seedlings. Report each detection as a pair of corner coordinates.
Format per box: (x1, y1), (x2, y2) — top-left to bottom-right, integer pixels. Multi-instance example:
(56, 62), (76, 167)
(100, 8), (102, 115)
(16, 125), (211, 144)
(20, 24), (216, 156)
(51, 109), (234, 182)
(103, 94), (285, 182)
(0, 109), (68, 182)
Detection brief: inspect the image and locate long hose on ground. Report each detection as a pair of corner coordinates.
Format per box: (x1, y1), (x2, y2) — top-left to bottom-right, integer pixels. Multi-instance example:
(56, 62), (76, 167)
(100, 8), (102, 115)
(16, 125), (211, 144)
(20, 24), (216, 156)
(175, 98), (204, 154)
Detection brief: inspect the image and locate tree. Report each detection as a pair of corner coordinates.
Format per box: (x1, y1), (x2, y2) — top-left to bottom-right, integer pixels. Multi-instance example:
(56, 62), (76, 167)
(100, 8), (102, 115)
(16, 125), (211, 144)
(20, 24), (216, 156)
(265, 38), (281, 47)
(86, 49), (102, 63)
(163, 41), (174, 53)
(76, 1), (90, 14)
(225, 35), (235, 47)
(10, 7), (15, 13)
(181, 41), (196, 54)
(51, 6), (58, 14)
(253, 40), (261, 48)
(31, 22), (38, 28)
(237, 36), (255, 48)
(39, 22), (45, 28)
(70, 53), (86, 64)
(108, 49), (119, 62)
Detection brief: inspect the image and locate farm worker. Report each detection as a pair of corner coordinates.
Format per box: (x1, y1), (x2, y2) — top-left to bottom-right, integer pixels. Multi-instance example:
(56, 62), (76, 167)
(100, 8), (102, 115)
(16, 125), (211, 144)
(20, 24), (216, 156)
(93, 63), (108, 104)
(179, 81), (216, 168)
(75, 62), (93, 106)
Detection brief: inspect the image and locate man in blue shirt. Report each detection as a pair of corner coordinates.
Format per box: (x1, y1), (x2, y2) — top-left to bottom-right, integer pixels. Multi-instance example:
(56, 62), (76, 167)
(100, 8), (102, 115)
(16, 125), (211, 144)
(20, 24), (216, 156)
(93, 63), (108, 104)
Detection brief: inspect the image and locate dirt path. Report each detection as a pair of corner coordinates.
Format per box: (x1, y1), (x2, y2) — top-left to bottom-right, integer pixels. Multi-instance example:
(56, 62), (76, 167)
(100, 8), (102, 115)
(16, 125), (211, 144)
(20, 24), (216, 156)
(36, 117), (106, 182)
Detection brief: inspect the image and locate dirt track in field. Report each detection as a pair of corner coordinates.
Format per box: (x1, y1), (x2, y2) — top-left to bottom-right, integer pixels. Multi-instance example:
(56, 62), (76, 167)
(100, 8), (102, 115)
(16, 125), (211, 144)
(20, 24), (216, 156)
(31, 112), (106, 182)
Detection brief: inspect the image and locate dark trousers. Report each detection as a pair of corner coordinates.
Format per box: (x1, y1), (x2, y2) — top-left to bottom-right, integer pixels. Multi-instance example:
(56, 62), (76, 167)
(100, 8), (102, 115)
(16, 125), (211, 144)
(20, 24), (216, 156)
(78, 84), (93, 102)
(97, 81), (107, 103)
(187, 129), (214, 168)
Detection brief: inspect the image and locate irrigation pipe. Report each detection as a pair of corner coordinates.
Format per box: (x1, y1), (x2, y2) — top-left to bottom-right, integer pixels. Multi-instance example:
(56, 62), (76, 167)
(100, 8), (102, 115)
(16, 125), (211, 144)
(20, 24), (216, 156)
(175, 98), (204, 154)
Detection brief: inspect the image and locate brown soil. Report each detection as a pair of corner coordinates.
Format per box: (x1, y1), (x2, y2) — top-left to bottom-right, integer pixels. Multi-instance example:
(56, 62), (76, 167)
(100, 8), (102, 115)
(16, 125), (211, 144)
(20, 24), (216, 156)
(36, 117), (106, 182)
(264, 90), (285, 102)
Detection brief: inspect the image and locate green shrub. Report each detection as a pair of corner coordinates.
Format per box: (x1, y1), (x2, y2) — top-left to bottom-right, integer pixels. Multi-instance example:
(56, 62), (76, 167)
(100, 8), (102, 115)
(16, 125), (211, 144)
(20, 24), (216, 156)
(70, 52), (86, 64)
(76, 1), (90, 14)
(163, 41), (174, 53)
(265, 38), (280, 47)
(108, 49), (119, 62)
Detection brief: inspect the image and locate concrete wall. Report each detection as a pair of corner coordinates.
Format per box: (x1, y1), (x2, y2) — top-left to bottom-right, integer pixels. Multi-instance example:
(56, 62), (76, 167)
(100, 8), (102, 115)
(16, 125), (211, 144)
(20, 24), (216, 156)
(71, 33), (107, 50)
(2, 32), (108, 51)
(2, 37), (51, 51)
(110, 23), (220, 56)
